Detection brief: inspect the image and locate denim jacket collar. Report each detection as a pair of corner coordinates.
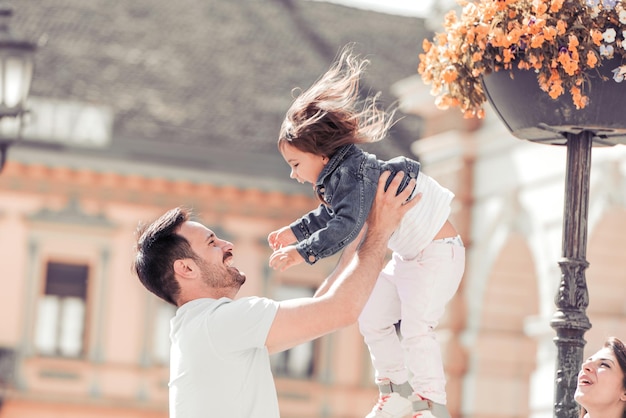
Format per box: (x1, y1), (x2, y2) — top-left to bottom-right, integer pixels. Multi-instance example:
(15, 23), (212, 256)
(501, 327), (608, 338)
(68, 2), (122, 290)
(314, 144), (358, 194)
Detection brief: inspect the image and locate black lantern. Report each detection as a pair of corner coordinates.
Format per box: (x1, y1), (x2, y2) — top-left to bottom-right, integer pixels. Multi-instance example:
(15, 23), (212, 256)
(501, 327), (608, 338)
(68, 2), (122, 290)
(0, 6), (36, 173)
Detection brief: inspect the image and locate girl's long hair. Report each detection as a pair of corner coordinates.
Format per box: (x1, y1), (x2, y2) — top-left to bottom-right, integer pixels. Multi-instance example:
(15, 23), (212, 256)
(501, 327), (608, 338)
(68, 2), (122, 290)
(278, 44), (396, 159)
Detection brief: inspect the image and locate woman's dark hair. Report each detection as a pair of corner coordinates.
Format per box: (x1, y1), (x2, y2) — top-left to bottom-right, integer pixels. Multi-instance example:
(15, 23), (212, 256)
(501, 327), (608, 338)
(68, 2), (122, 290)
(608, 337), (626, 418)
(133, 207), (197, 306)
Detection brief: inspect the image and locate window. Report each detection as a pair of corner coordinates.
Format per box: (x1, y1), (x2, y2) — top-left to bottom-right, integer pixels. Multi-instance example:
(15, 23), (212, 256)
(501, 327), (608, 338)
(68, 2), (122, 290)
(270, 284), (315, 379)
(34, 262), (88, 358)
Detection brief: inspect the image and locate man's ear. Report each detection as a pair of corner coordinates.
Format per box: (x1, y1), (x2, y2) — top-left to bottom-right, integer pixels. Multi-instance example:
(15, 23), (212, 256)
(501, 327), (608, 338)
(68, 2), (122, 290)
(173, 258), (196, 279)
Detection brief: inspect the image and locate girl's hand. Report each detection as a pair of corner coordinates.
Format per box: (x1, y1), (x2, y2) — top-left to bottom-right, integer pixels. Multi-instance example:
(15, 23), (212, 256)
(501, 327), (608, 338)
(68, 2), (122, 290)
(269, 245), (305, 271)
(268, 226), (297, 250)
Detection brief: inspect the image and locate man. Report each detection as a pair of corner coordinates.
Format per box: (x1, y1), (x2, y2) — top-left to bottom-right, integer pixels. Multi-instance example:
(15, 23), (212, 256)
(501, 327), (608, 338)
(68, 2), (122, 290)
(133, 171), (419, 418)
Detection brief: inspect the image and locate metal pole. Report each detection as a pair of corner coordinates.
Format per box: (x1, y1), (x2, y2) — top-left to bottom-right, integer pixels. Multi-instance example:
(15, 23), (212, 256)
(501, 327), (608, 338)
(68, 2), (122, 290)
(0, 142), (8, 173)
(550, 130), (593, 418)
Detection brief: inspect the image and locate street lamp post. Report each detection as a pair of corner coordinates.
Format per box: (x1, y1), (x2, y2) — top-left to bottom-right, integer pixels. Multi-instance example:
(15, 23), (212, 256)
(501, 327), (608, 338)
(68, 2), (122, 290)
(480, 59), (626, 416)
(0, 5), (36, 173)
(550, 131), (593, 418)
(0, 7), (36, 409)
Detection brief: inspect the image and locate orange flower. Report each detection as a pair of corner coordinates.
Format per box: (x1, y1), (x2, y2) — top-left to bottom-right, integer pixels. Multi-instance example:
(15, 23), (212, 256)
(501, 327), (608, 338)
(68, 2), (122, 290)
(531, 34), (545, 48)
(435, 95), (459, 110)
(546, 70), (565, 98)
(495, 0), (509, 11)
(586, 51), (598, 68)
(538, 72), (549, 92)
(549, 79), (564, 99)
(543, 26), (557, 41)
(558, 52), (579, 76)
(503, 48), (516, 63)
(507, 27), (523, 45)
(590, 29), (604, 46)
(550, 0), (564, 13)
(442, 66), (458, 83)
(422, 39), (432, 53)
(570, 86), (589, 109)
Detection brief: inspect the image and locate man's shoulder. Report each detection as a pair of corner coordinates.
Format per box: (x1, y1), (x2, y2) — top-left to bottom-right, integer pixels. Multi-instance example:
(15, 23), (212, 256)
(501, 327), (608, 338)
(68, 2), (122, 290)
(172, 296), (279, 334)
(214, 296), (279, 315)
(181, 296), (276, 312)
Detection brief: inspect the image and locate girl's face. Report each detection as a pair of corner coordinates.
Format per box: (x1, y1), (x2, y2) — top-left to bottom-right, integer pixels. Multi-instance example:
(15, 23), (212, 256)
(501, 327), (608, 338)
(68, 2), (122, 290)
(575, 346), (626, 414)
(280, 143), (327, 185)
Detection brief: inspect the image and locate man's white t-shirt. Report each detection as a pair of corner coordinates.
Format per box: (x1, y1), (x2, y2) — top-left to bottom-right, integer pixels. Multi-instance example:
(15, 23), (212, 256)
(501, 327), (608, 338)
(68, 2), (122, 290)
(169, 296), (280, 418)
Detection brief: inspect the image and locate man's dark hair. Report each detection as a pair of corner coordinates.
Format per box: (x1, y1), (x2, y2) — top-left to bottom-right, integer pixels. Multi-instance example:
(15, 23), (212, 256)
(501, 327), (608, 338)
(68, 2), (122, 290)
(133, 207), (197, 306)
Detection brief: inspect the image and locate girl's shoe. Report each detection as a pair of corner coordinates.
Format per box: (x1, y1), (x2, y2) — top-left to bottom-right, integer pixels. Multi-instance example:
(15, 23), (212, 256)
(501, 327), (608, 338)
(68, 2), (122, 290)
(365, 378), (414, 418)
(366, 392), (412, 418)
(409, 394), (450, 418)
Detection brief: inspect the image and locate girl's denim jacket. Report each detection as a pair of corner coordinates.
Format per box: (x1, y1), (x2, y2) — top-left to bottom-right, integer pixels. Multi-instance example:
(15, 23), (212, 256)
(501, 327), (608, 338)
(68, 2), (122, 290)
(290, 144), (420, 264)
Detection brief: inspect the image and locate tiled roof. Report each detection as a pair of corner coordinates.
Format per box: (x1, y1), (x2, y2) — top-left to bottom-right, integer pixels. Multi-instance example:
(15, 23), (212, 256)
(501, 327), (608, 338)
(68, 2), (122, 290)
(12, 0), (429, 190)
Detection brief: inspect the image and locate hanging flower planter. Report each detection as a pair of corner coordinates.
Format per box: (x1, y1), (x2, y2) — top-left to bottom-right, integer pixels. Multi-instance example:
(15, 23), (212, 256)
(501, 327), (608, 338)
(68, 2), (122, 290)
(481, 57), (626, 146)
(417, 0), (626, 146)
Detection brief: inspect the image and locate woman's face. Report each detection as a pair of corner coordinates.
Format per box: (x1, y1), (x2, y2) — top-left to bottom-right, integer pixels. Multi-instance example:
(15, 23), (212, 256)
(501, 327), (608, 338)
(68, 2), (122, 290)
(575, 346), (626, 413)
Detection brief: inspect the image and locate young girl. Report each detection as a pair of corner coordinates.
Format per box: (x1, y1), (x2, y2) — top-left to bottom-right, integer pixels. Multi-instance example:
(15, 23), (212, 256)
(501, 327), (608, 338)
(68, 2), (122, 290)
(268, 46), (464, 418)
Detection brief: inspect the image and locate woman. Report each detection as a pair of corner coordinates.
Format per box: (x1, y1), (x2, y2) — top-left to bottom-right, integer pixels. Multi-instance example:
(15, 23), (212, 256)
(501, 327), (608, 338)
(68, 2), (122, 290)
(575, 336), (626, 418)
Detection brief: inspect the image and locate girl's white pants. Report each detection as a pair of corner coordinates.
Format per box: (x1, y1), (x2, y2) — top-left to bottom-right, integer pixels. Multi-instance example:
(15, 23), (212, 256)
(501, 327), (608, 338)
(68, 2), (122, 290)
(358, 239), (465, 405)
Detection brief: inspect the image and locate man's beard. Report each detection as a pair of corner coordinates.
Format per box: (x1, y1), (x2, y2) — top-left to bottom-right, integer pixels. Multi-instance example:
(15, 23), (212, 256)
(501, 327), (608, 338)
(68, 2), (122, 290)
(196, 256), (246, 290)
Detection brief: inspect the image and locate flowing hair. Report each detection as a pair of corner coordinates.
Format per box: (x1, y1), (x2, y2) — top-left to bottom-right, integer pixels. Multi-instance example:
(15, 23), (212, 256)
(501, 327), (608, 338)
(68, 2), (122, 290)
(278, 44), (396, 158)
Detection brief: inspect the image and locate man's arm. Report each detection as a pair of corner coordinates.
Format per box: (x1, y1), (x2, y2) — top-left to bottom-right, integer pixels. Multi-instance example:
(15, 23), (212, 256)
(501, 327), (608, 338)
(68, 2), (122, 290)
(265, 171), (421, 354)
(313, 225), (366, 298)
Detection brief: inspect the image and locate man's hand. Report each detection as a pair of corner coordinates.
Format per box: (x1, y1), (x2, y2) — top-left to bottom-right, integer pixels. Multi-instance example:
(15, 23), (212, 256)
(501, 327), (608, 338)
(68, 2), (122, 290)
(367, 171), (420, 241)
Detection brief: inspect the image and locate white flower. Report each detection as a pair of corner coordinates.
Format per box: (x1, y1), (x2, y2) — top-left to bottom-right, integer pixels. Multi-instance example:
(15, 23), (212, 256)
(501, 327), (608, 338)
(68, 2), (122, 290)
(619, 9), (626, 24)
(600, 44), (615, 57)
(603, 28), (617, 43)
(611, 65), (626, 82)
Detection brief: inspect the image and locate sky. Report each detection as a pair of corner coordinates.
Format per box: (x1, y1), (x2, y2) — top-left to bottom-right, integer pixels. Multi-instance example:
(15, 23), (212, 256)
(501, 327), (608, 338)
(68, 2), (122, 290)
(311, 0), (436, 17)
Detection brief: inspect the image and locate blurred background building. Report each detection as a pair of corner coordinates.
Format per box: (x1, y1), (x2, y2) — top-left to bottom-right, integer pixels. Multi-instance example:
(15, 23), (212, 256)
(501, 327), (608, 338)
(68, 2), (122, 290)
(0, 0), (625, 417)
